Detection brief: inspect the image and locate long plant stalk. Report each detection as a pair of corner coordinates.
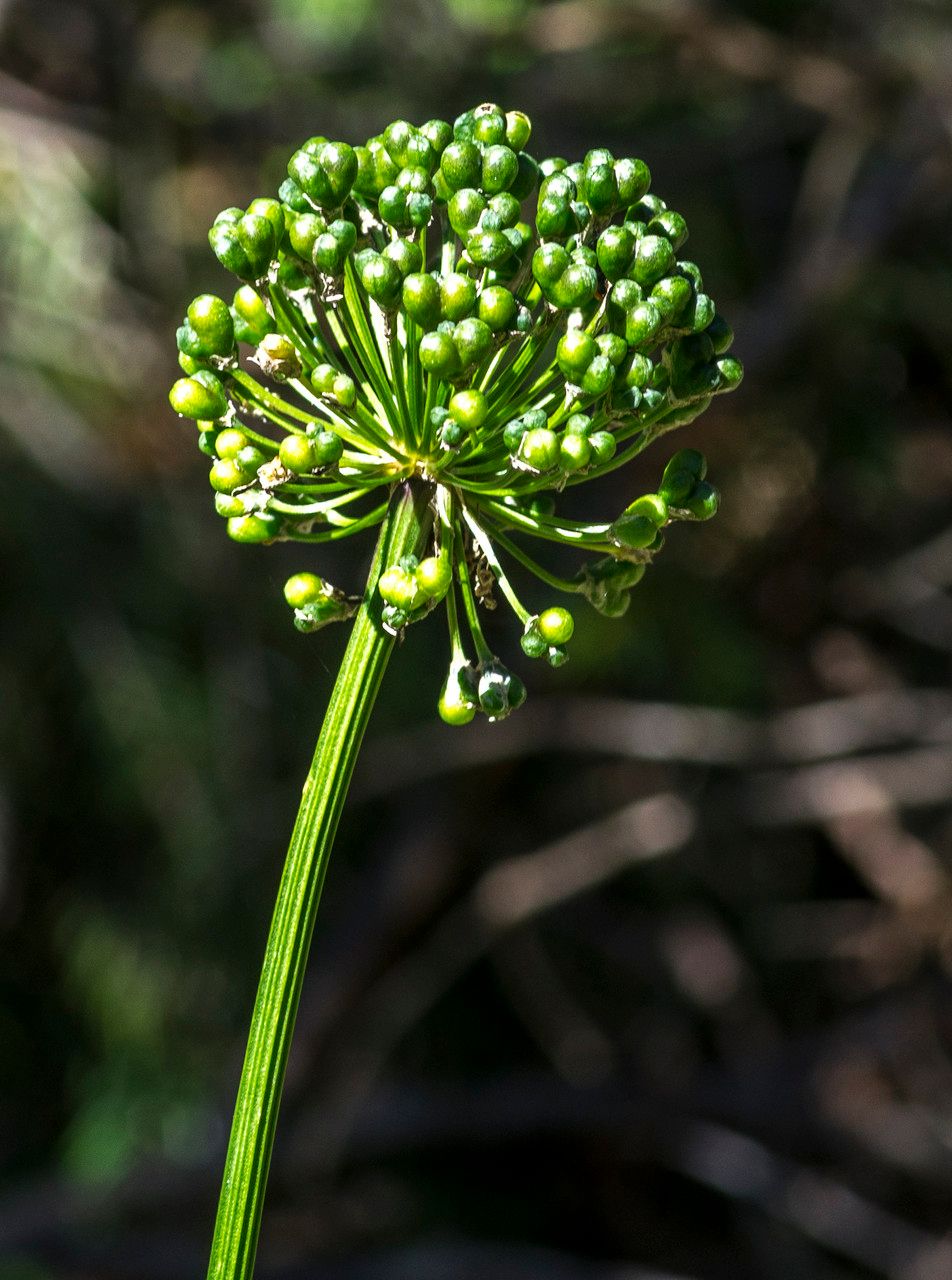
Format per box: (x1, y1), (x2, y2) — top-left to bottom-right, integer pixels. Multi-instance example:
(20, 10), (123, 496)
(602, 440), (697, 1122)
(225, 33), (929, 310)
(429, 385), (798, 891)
(206, 481), (432, 1280)
(172, 100), (743, 1280)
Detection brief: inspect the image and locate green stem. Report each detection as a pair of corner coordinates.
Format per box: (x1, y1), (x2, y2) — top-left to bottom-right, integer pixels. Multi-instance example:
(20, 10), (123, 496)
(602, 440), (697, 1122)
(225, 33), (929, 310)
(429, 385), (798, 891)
(206, 480), (432, 1280)
(459, 503), (531, 624)
(453, 527), (493, 664)
(483, 519), (585, 594)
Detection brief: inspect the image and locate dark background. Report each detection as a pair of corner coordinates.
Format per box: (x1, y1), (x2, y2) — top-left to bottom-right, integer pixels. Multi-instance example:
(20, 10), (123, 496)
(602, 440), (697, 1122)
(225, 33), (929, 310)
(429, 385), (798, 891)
(2, 1), (952, 1277)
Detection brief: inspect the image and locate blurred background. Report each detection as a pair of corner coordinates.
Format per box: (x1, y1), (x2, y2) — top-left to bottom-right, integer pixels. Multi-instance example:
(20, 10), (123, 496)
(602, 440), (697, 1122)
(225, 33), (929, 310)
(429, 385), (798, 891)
(2, 0), (952, 1276)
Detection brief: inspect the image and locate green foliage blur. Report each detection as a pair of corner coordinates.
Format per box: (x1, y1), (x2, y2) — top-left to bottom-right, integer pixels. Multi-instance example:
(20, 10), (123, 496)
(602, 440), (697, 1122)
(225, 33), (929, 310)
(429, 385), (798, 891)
(1, 1), (952, 1277)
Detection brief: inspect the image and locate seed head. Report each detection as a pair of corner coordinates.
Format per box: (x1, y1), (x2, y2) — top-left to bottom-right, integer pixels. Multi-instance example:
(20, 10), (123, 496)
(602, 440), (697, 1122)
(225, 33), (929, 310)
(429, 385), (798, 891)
(170, 104), (742, 723)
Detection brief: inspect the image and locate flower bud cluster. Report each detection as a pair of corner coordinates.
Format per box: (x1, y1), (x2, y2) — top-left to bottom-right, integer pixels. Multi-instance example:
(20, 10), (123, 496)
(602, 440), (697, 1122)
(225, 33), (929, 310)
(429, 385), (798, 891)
(377, 551), (452, 633)
(439, 659), (527, 726)
(169, 104), (741, 723)
(283, 573), (356, 633)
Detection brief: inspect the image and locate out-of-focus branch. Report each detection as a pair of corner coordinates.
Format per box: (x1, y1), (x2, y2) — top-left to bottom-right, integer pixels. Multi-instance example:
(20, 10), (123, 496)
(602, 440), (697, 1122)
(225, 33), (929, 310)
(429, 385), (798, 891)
(525, 0), (885, 121)
(675, 1121), (952, 1280)
(283, 793), (694, 1171)
(358, 688), (952, 795)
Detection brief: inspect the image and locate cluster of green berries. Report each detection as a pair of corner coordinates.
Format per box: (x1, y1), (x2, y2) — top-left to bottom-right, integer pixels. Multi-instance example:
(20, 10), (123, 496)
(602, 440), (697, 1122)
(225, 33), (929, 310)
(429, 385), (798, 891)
(283, 571), (356, 632)
(169, 104), (741, 724)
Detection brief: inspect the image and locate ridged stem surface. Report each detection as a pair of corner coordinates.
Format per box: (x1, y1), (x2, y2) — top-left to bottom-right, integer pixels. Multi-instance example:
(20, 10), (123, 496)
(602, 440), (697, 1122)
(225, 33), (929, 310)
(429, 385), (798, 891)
(206, 480), (432, 1280)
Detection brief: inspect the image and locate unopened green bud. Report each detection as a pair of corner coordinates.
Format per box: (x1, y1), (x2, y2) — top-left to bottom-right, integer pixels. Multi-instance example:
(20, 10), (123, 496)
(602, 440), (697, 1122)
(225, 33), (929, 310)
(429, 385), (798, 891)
(503, 419), (527, 452)
(507, 671), (527, 711)
(538, 607), (574, 644)
(588, 431), (617, 464)
(236, 444), (268, 474)
(311, 363), (336, 394)
(402, 273), (442, 328)
(416, 555), (452, 600)
(648, 209), (688, 249)
(687, 292), (716, 333)
(520, 619), (548, 659)
(472, 104), (507, 146)
(279, 434), (315, 474)
(439, 421), (465, 449)
(313, 219), (358, 275)
(716, 357), (744, 392)
(279, 176), (310, 212)
(519, 428), (559, 472)
(595, 590), (631, 618)
(482, 144), (518, 193)
(440, 140), (481, 191)
(528, 493), (556, 518)
(477, 661), (513, 720)
(467, 228), (512, 268)
(509, 152), (540, 201)
(421, 119), (453, 154)
(288, 212), (326, 259)
(419, 331), (460, 378)
(227, 513), (280, 543)
(625, 302), (663, 347)
(381, 603), (409, 633)
(583, 557), (646, 591)
(677, 480), (719, 521)
(549, 261), (597, 310)
(706, 314), (734, 355)
(257, 333), (301, 379)
(439, 668), (476, 725)
(453, 318), (493, 369)
(170, 371), (228, 421)
(332, 373), (357, 407)
(611, 278), (643, 313)
(611, 493), (668, 549)
(560, 432), (592, 472)
(440, 272), (477, 321)
(198, 429), (218, 458)
(651, 275), (692, 321)
(505, 110), (532, 151)
(448, 388), (488, 432)
(231, 286), (273, 344)
(309, 428), (343, 466)
(215, 428), (247, 459)
(557, 329), (597, 380)
(596, 333), (628, 367)
(186, 294), (235, 356)
(614, 156), (650, 204)
(209, 459), (245, 493)
(214, 491), (247, 518)
(178, 350), (209, 374)
(360, 253), (403, 307)
(448, 188), (486, 234)
(382, 236), (422, 277)
(383, 119), (415, 167)
(379, 564), (425, 612)
(209, 211), (276, 280)
(290, 140), (358, 207)
(580, 355), (614, 398)
(627, 493), (668, 525)
(478, 285), (517, 331)
(284, 572), (327, 608)
(659, 449), (706, 504)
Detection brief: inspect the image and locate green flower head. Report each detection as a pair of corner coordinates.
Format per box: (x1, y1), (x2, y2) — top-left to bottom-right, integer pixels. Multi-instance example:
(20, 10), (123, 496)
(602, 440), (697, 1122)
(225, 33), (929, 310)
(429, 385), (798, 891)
(170, 103), (742, 724)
